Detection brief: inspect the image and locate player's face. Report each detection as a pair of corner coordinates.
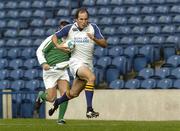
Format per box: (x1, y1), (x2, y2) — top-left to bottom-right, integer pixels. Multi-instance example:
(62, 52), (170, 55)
(76, 12), (88, 29)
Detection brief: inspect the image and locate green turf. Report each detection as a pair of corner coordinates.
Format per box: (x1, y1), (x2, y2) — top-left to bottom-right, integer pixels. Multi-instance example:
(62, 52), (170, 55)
(1, 119), (180, 131)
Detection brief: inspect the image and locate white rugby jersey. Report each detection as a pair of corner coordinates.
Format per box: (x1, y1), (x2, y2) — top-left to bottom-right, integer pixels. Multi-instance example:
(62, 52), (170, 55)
(55, 22), (104, 63)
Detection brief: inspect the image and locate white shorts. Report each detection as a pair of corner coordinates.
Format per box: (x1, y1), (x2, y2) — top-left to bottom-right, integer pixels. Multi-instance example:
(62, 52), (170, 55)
(69, 58), (93, 78)
(43, 68), (69, 89)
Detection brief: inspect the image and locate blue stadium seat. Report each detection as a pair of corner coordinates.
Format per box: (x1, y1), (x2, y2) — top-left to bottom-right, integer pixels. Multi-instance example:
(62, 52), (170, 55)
(154, 67), (171, 79)
(111, 56), (129, 74)
(32, 0), (44, 8)
(11, 80), (25, 91)
(59, 0), (71, 7)
(24, 69), (39, 80)
(157, 78), (173, 89)
(0, 11), (5, 19)
(19, 10), (32, 18)
(141, 6), (154, 14)
(8, 59), (23, 70)
(18, 29), (32, 37)
(82, 0), (95, 6)
(0, 80), (10, 90)
(96, 0), (109, 5)
(30, 19), (43, 27)
(45, 0), (57, 7)
(0, 20), (6, 28)
(32, 29), (45, 36)
(87, 7), (97, 16)
(6, 39), (19, 47)
(44, 18), (57, 27)
(94, 66), (104, 84)
(7, 48), (21, 59)
(4, 29), (17, 38)
(9, 69), (24, 80)
(5, 1), (17, 9)
(108, 46), (123, 57)
(25, 79), (41, 91)
(7, 20), (20, 28)
(133, 54), (148, 72)
(0, 2), (4, 9)
(106, 36), (120, 45)
(155, 6), (169, 14)
(21, 48), (36, 59)
(128, 16), (142, 24)
(105, 66), (120, 85)
(102, 27), (115, 35)
(0, 59), (8, 69)
(57, 9), (70, 16)
(18, 1), (31, 8)
(23, 58), (39, 69)
(143, 16), (157, 24)
(171, 67), (180, 79)
(6, 10), (19, 18)
(94, 46), (108, 58)
(124, 45), (139, 59)
(135, 36), (150, 45)
(96, 56), (112, 69)
(89, 17), (99, 23)
(139, 45), (154, 63)
(0, 69), (9, 80)
(112, 7), (125, 15)
(125, 79), (140, 89)
(166, 55), (180, 67)
(131, 26), (146, 34)
(0, 39), (5, 47)
(158, 15), (172, 23)
(19, 39), (33, 46)
(46, 28), (57, 36)
(109, 79), (124, 89)
(173, 79), (180, 89)
(110, 0), (123, 5)
(120, 36), (134, 45)
(126, 7), (140, 14)
(99, 17), (113, 25)
(166, 0), (179, 3)
(146, 26), (161, 34)
(117, 26), (131, 35)
(114, 16), (127, 25)
(0, 48), (7, 58)
(98, 7), (111, 15)
(33, 10), (45, 18)
(151, 0), (165, 4)
(124, 0), (136, 4)
(161, 25), (175, 33)
(33, 39), (43, 46)
(170, 5), (180, 13)
(20, 99), (33, 118)
(150, 36), (165, 45)
(137, 68), (154, 80)
(141, 78), (157, 89)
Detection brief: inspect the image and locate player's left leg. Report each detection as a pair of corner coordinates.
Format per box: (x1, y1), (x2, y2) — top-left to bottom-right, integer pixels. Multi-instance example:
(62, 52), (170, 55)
(77, 66), (99, 118)
(57, 80), (70, 124)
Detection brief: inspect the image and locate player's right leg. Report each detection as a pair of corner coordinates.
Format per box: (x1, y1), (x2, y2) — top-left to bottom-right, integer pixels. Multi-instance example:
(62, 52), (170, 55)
(49, 78), (85, 116)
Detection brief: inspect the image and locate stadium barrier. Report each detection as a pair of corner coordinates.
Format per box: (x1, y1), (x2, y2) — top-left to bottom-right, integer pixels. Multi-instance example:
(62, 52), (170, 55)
(46, 90), (180, 120)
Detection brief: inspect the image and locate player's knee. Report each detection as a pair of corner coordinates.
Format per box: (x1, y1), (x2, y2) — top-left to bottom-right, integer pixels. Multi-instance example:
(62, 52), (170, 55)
(87, 74), (96, 83)
(48, 96), (56, 102)
(69, 91), (79, 98)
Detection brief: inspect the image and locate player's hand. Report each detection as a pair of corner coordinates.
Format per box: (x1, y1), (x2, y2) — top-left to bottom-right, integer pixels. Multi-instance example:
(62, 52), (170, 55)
(42, 63), (50, 70)
(56, 44), (71, 53)
(87, 33), (95, 41)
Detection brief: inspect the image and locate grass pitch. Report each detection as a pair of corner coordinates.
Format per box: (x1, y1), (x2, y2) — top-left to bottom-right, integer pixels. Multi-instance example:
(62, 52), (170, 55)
(1, 119), (180, 131)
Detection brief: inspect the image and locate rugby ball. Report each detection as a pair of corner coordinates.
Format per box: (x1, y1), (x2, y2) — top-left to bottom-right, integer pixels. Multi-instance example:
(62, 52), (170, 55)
(64, 40), (75, 51)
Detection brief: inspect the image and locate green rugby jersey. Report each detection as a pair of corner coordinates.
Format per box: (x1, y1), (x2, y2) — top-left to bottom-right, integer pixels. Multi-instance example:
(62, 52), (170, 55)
(36, 35), (70, 66)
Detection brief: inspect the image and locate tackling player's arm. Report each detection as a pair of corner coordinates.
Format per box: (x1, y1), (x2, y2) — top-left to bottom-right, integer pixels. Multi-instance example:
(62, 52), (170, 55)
(52, 24), (73, 52)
